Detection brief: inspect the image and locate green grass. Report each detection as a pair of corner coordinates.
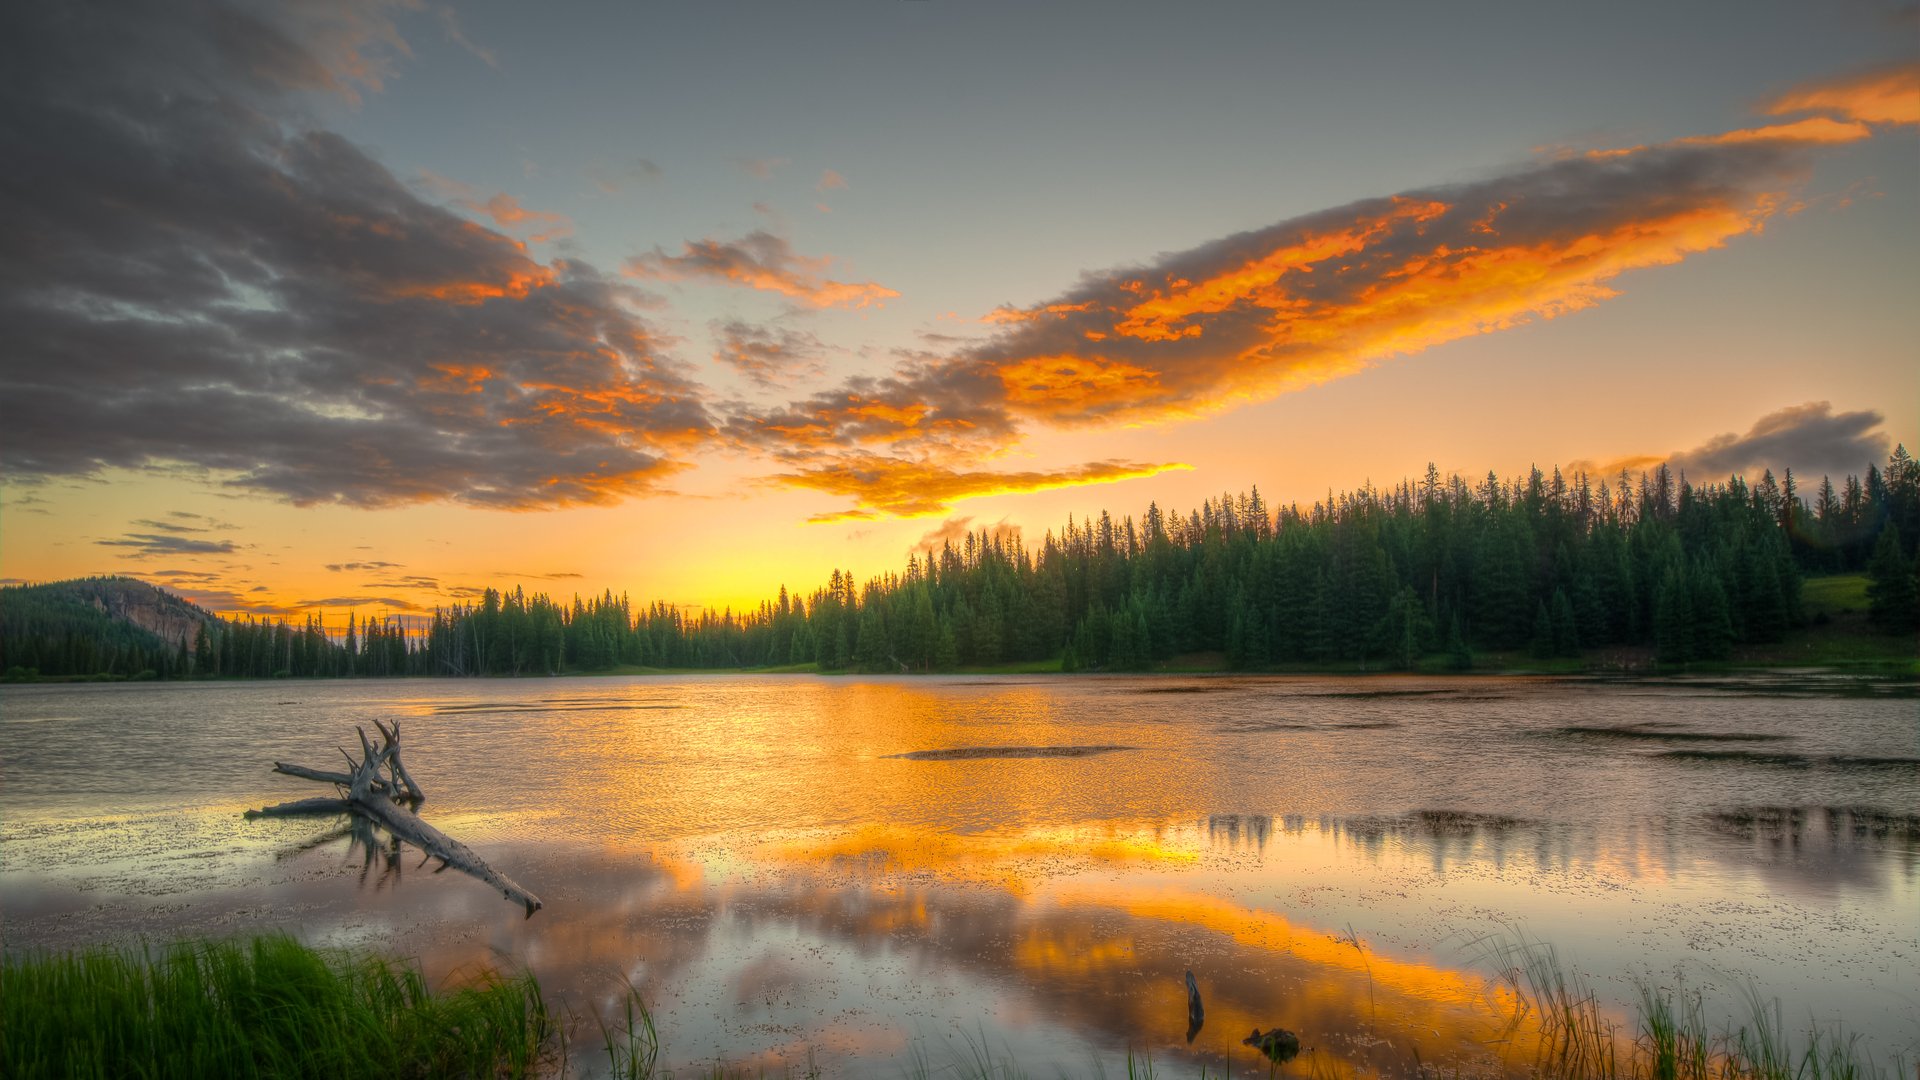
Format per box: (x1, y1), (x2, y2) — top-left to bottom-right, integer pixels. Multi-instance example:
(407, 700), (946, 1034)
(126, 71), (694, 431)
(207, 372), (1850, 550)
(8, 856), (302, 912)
(9, 933), (1907, 1079)
(1, 934), (556, 1080)
(1801, 574), (1871, 618)
(1473, 931), (1900, 1080)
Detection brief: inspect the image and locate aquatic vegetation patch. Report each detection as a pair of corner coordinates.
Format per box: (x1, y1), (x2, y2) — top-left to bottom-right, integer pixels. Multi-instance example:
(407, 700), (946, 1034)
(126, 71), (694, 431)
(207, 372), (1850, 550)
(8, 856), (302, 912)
(887, 745), (1137, 760)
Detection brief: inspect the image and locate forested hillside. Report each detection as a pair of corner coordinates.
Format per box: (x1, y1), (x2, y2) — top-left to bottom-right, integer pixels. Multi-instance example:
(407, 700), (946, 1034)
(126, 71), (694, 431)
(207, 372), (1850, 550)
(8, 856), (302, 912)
(5, 450), (1916, 680)
(0, 577), (216, 679)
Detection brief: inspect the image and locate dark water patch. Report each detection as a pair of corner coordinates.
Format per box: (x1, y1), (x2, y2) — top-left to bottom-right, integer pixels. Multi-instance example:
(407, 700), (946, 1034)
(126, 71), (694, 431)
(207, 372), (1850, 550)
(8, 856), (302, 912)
(1224, 719), (1312, 733)
(430, 702), (683, 715)
(1556, 724), (1793, 743)
(886, 745), (1136, 761)
(1224, 718), (1398, 733)
(1305, 688), (1456, 699)
(1605, 674), (1920, 700)
(1658, 750), (1920, 770)
(1138, 685), (1221, 694)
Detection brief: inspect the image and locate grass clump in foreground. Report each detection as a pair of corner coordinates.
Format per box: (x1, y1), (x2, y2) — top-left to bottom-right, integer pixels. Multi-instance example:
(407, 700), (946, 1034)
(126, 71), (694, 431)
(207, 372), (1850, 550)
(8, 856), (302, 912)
(1, 934), (555, 1080)
(1477, 932), (1899, 1080)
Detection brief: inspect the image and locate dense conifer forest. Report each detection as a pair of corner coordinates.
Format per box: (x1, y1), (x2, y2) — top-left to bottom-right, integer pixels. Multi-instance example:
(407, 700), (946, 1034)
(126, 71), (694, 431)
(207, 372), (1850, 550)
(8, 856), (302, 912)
(5, 450), (1917, 681)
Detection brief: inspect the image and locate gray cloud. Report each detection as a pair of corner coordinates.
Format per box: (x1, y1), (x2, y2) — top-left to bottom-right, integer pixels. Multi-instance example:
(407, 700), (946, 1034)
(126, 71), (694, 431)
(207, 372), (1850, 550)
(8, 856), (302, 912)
(710, 319), (828, 388)
(296, 594), (426, 612)
(1668, 402), (1891, 481)
(585, 157), (663, 195)
(624, 231), (899, 309)
(97, 533), (239, 557)
(0, 0), (710, 510)
(326, 560), (404, 572)
(132, 518), (209, 534)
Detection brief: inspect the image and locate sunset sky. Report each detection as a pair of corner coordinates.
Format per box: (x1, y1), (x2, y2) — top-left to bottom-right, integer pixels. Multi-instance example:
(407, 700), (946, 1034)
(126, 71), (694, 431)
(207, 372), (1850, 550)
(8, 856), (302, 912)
(2, 1), (1915, 622)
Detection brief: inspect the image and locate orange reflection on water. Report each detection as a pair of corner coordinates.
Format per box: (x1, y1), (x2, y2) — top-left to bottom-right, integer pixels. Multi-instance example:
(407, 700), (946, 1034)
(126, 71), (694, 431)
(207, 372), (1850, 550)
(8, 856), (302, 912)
(761, 822), (1198, 895)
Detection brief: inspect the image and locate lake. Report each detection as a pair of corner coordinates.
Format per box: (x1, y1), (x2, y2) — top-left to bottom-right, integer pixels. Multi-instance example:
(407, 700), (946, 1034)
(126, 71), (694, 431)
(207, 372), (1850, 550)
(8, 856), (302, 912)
(2, 674), (1915, 1075)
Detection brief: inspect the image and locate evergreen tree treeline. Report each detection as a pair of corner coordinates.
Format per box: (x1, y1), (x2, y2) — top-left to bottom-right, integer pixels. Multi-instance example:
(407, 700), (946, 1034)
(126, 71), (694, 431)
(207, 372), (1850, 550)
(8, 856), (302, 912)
(5, 449), (1917, 680)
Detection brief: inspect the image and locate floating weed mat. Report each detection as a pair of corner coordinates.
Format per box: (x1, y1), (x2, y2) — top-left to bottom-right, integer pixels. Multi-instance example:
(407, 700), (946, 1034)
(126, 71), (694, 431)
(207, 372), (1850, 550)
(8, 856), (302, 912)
(1, 934), (555, 1080)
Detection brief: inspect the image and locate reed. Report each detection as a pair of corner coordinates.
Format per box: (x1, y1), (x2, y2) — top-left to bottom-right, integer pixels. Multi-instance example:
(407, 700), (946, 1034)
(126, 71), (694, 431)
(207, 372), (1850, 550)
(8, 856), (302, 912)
(1, 934), (554, 1079)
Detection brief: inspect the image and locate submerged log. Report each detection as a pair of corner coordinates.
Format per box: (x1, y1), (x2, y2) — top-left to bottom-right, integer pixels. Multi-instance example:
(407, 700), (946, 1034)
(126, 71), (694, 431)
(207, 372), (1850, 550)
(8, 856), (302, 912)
(246, 720), (539, 917)
(244, 796), (352, 819)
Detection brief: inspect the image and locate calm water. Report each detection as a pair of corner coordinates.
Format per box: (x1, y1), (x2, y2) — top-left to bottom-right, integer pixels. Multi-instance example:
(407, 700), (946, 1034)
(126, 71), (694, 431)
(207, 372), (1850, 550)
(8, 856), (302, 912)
(3, 674), (1916, 1075)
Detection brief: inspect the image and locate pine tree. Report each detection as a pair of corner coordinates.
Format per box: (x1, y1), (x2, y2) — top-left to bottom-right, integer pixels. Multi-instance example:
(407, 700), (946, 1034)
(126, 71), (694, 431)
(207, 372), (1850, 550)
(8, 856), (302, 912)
(1529, 601), (1555, 660)
(1866, 525), (1918, 634)
(1550, 588), (1579, 657)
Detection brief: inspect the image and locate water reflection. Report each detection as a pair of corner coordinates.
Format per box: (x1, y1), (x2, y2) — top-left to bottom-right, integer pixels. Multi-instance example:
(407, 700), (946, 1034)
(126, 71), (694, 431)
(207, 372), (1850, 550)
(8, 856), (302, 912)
(340, 826), (1545, 1076)
(4, 674), (1918, 1072)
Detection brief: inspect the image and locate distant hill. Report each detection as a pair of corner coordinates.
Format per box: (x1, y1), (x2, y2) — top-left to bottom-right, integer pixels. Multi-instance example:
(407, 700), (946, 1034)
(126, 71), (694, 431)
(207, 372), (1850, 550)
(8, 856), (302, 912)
(1, 576), (218, 678)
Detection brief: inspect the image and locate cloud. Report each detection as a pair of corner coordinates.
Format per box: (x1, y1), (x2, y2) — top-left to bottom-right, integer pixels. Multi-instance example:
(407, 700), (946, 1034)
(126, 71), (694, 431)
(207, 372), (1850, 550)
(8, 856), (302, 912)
(913, 516), (975, 554)
(419, 170), (573, 242)
(815, 169), (847, 193)
(165, 586), (298, 617)
(1575, 402), (1892, 482)
(295, 594), (427, 612)
(326, 560), (405, 572)
(624, 231), (899, 309)
(436, 5), (497, 68)
(491, 570), (584, 580)
(1767, 61), (1920, 126)
(737, 157), (790, 180)
(149, 568), (230, 585)
(910, 515), (1019, 557)
(0, 0), (711, 510)
(774, 454), (1190, 522)
(722, 107), (1888, 518)
(97, 533), (240, 557)
(586, 157), (663, 195)
(131, 518), (207, 534)
(711, 320), (829, 388)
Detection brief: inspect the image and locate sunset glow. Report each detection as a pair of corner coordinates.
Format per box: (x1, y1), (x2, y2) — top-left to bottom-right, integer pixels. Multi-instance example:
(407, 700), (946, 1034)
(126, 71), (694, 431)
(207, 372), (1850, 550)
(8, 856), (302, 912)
(0, 4), (1911, 622)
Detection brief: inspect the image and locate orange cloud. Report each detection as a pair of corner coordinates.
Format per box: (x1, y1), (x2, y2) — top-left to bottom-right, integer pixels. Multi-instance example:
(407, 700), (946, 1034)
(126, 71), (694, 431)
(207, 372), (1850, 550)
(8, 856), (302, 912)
(396, 263), (555, 305)
(1767, 60), (1920, 126)
(419, 170), (574, 243)
(466, 193), (572, 243)
(727, 110), (1886, 519)
(624, 230), (899, 309)
(775, 454), (1190, 521)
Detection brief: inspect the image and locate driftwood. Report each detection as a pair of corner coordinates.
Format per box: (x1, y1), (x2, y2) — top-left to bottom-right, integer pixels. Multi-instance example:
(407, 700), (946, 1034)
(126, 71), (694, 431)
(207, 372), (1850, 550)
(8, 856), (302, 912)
(245, 720), (541, 917)
(246, 796), (353, 818)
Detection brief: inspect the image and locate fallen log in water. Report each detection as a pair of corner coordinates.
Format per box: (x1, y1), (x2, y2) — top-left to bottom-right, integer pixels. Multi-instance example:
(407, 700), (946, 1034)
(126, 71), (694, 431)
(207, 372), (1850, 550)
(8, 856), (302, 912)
(245, 796), (353, 819)
(245, 720), (540, 917)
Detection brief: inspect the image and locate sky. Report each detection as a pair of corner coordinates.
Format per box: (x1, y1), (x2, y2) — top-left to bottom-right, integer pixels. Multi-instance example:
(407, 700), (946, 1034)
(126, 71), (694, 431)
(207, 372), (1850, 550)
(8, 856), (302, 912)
(1, 1), (1916, 623)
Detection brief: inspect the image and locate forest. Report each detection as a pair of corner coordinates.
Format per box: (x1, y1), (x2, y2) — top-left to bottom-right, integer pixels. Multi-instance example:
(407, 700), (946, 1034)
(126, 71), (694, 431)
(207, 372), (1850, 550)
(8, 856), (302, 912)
(4, 448), (1917, 681)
